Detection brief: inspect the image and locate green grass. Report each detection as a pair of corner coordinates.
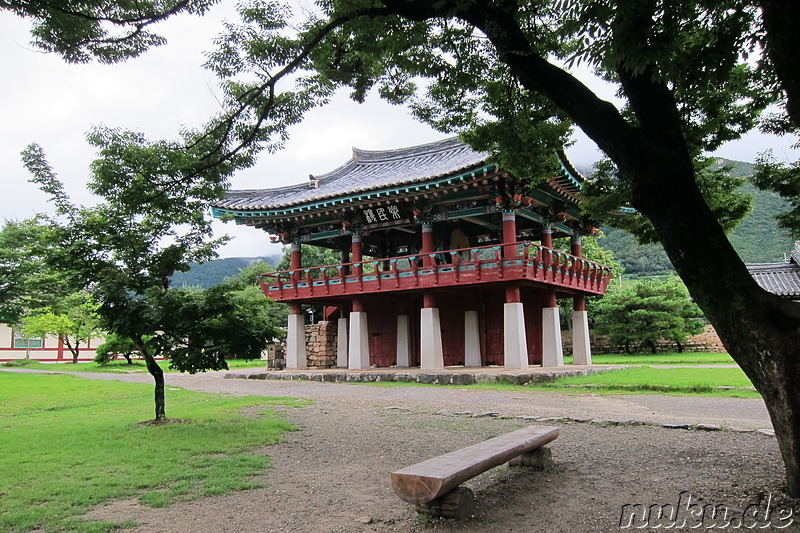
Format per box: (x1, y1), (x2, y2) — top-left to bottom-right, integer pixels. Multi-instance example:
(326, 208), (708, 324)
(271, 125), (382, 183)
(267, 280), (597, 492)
(0, 358), (268, 374)
(0, 372), (307, 533)
(358, 362), (758, 398)
(565, 352), (735, 365)
(528, 366), (759, 398)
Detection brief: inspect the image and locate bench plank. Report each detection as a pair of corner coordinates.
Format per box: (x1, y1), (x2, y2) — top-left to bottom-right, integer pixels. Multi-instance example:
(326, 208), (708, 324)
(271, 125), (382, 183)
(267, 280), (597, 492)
(390, 426), (559, 505)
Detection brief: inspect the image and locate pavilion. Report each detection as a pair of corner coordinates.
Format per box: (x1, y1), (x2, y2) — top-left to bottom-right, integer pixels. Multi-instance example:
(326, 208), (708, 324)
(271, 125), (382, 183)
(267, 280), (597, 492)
(212, 137), (612, 370)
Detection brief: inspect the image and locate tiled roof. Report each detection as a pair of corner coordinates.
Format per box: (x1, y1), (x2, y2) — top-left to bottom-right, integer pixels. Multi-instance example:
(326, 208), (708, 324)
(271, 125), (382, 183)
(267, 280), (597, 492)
(213, 137), (490, 211)
(746, 261), (800, 298)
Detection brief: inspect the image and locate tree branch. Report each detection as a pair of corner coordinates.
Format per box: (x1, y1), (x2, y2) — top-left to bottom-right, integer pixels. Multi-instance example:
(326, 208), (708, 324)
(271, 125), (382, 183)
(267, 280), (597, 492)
(760, 0), (800, 129)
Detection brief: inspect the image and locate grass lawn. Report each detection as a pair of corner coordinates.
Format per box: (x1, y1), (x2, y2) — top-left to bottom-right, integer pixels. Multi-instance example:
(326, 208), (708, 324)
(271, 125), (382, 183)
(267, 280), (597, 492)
(526, 366), (759, 398)
(565, 352), (735, 365)
(0, 358), (269, 374)
(0, 372), (307, 533)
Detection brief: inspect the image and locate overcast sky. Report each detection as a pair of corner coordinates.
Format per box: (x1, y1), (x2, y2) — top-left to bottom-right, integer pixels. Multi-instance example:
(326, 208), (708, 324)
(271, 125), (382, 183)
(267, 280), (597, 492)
(2, 2), (798, 259)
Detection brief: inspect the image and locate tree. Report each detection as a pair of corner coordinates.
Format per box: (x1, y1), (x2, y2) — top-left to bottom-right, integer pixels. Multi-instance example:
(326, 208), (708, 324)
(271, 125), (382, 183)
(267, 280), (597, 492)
(554, 232), (622, 331)
(594, 278), (705, 354)
(21, 139), (267, 420)
(20, 291), (102, 364)
(1, 0), (216, 64)
(0, 217), (66, 324)
(94, 333), (146, 365)
(13, 0), (800, 495)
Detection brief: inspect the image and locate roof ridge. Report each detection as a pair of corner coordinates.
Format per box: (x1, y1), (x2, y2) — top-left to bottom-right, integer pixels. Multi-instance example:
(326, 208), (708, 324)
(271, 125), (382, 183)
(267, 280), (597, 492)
(353, 137), (481, 164)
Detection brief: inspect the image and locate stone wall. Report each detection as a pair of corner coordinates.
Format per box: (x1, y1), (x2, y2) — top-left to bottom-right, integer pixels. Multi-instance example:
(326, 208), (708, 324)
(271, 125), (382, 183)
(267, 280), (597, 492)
(275, 321), (338, 369)
(305, 321), (338, 368)
(563, 324), (726, 355)
(261, 340), (286, 370)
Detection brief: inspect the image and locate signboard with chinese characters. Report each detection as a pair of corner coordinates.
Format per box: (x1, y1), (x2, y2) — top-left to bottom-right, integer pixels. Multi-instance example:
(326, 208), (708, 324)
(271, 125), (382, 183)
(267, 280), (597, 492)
(357, 203), (410, 226)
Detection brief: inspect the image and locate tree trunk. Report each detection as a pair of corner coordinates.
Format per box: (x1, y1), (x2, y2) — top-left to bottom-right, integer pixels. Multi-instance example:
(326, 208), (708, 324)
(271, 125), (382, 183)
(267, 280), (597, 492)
(123, 352), (133, 364)
(64, 336), (79, 364)
(760, 0), (800, 128)
(133, 335), (166, 420)
(631, 149), (800, 497)
(675, 341), (684, 354)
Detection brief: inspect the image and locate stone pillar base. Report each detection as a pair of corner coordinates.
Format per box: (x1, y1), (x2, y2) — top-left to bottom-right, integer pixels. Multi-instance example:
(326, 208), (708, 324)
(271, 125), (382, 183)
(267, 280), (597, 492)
(541, 307), (564, 367)
(396, 314), (411, 367)
(572, 309), (592, 365)
(503, 302), (529, 369)
(420, 307), (444, 369)
(464, 310), (481, 367)
(286, 314), (307, 369)
(337, 317), (349, 368)
(348, 312), (370, 369)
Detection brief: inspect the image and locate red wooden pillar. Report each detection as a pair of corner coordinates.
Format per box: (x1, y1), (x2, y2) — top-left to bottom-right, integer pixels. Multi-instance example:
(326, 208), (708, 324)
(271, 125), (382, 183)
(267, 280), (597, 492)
(289, 243), (303, 318)
(290, 242), (302, 269)
(571, 236), (586, 311)
(571, 235), (591, 365)
(290, 241), (302, 284)
(57, 335), (65, 361)
(541, 224), (553, 249)
(421, 223), (434, 267)
(542, 225), (557, 307)
(502, 210), (517, 257)
(423, 291), (436, 309)
(570, 235), (582, 257)
(352, 232), (363, 275)
(505, 282), (521, 304)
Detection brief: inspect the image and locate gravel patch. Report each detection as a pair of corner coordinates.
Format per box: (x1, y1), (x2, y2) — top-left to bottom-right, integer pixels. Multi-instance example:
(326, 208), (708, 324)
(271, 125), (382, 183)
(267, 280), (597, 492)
(73, 371), (800, 532)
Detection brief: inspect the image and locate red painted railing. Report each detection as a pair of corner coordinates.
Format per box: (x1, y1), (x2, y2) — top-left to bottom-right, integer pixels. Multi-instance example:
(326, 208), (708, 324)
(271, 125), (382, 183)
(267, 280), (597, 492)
(258, 241), (613, 302)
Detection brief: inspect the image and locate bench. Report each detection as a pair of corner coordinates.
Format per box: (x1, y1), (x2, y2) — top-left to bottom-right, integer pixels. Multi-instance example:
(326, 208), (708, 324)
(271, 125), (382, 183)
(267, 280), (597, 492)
(390, 426), (559, 520)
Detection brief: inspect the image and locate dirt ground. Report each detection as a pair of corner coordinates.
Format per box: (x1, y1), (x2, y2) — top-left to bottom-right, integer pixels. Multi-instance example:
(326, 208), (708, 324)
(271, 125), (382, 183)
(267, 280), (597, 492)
(50, 371), (800, 532)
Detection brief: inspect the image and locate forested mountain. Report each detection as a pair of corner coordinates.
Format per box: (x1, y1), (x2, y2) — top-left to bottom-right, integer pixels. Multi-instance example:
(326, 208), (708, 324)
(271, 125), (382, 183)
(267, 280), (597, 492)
(594, 158), (796, 278)
(170, 255), (282, 288)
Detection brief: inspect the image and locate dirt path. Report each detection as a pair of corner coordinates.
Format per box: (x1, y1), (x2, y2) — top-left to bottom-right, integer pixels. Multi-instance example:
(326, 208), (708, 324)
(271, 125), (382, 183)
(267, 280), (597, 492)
(8, 370), (797, 531)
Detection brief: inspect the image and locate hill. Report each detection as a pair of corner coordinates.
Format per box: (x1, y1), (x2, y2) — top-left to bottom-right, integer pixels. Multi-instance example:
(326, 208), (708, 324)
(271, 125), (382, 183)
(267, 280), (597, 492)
(170, 255), (282, 288)
(595, 158), (795, 277)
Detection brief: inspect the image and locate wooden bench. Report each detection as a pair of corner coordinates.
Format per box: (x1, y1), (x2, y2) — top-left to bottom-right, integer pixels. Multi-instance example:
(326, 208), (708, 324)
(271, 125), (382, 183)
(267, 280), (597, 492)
(390, 426), (559, 520)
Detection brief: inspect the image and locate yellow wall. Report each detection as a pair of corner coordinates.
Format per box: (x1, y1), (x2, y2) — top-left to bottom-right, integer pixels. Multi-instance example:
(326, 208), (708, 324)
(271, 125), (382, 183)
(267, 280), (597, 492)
(0, 323), (105, 361)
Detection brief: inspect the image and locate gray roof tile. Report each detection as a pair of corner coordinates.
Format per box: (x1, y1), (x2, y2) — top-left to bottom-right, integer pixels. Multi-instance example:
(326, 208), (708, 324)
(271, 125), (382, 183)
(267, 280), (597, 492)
(746, 261), (800, 297)
(213, 137), (489, 211)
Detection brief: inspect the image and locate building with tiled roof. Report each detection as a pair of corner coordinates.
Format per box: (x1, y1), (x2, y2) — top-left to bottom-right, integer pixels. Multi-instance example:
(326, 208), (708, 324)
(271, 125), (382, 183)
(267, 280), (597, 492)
(746, 243), (800, 299)
(213, 138), (612, 371)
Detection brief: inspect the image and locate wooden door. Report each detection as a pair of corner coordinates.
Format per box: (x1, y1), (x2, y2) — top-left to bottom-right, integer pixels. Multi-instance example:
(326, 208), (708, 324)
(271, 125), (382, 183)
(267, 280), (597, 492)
(439, 298), (465, 366)
(481, 293), (505, 366)
(365, 302), (397, 367)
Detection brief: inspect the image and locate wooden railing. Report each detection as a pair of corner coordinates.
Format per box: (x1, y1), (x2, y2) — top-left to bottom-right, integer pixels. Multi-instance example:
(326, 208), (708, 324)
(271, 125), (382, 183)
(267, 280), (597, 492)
(257, 241), (613, 301)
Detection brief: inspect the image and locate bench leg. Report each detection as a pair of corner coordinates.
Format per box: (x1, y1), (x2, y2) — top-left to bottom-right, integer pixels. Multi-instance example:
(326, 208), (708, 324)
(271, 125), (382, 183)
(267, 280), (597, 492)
(414, 486), (474, 521)
(508, 446), (552, 470)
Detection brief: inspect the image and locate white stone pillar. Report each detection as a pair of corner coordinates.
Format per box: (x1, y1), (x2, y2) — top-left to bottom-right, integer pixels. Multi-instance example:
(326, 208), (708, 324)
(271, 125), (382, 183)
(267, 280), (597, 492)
(420, 307), (444, 369)
(336, 317), (349, 368)
(572, 309), (592, 365)
(348, 311), (370, 369)
(541, 307), (564, 367)
(286, 313), (307, 369)
(464, 310), (482, 367)
(503, 302), (529, 369)
(396, 314), (411, 367)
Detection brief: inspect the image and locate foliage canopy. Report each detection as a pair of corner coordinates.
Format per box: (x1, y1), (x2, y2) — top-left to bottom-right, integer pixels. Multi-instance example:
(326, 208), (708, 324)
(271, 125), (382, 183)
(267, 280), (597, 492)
(594, 278), (705, 353)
